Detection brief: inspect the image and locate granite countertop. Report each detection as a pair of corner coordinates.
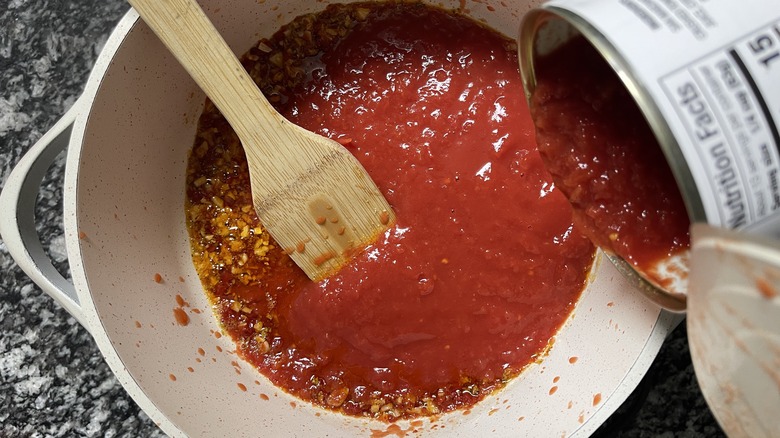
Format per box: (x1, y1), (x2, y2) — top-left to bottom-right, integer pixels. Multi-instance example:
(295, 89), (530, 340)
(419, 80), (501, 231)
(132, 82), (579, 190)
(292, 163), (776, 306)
(0, 1), (725, 437)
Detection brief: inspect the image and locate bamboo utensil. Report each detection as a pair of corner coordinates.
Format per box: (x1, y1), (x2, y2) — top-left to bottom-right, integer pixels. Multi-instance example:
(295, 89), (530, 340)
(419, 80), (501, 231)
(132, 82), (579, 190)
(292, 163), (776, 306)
(127, 0), (395, 280)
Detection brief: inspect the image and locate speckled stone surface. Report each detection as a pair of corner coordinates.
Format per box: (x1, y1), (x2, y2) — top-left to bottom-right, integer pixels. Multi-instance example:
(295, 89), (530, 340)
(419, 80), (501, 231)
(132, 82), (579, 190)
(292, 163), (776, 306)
(0, 1), (725, 437)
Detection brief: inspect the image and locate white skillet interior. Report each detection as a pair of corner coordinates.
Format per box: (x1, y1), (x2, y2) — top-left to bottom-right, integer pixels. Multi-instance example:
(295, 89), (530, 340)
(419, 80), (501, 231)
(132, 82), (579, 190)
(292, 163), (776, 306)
(65, 0), (669, 436)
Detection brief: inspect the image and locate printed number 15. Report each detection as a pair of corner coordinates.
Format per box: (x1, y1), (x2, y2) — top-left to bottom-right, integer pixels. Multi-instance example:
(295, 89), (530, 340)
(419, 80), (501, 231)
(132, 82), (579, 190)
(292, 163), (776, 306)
(749, 26), (780, 69)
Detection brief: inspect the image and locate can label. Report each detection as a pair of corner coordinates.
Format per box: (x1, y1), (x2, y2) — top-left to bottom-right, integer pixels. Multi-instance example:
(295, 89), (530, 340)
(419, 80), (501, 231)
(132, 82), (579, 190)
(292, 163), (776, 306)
(542, 0), (780, 231)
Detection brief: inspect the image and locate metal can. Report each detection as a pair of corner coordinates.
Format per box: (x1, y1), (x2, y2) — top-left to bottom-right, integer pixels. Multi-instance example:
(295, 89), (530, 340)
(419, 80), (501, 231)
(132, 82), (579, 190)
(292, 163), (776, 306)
(518, 0), (780, 310)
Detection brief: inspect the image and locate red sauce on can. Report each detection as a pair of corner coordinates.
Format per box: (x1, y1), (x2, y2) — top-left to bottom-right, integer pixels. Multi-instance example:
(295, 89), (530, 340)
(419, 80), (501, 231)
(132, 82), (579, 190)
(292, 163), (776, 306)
(530, 36), (691, 283)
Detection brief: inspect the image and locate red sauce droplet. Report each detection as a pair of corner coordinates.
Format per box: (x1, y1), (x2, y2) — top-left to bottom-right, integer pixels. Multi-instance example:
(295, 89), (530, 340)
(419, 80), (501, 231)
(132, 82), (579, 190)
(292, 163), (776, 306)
(173, 308), (189, 326)
(553, 376), (560, 383)
(187, 367), (194, 373)
(462, 409), (471, 416)
(178, 276), (185, 283)
(237, 383), (247, 392)
(154, 273), (163, 283)
(549, 386), (558, 395)
(197, 347), (205, 356)
(518, 416), (525, 422)
(296, 241), (306, 253)
(607, 301), (614, 307)
(260, 393), (270, 400)
(175, 294), (189, 307)
(313, 250), (336, 266)
(315, 216), (327, 225)
(756, 277), (778, 299)
(169, 374), (177, 381)
(578, 412), (585, 424)
(134, 321), (141, 328)
(593, 393), (602, 406)
(78, 231), (88, 240)
(379, 210), (390, 225)
(290, 402), (297, 409)
(569, 356), (578, 364)
(192, 308), (202, 314)
(195, 358), (202, 363)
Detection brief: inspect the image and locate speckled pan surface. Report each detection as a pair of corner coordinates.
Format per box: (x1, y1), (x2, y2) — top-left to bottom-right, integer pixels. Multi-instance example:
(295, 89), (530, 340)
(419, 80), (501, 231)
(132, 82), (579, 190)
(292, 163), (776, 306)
(58, 0), (674, 436)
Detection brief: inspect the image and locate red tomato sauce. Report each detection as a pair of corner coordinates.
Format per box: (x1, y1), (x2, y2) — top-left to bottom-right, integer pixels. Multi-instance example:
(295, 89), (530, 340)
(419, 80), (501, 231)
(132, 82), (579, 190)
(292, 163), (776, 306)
(187, 3), (594, 420)
(530, 36), (690, 281)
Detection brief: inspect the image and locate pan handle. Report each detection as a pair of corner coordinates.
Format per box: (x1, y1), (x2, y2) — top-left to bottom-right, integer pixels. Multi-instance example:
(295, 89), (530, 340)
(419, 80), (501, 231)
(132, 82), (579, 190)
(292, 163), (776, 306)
(0, 98), (89, 330)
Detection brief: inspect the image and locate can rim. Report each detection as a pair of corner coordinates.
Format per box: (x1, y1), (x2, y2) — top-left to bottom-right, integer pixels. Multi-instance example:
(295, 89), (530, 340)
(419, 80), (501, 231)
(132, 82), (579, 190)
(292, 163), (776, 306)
(518, 7), (700, 310)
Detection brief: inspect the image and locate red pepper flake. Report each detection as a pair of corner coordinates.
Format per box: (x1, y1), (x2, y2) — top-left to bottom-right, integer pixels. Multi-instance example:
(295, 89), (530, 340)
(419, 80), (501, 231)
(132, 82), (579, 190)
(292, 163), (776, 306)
(237, 383), (247, 392)
(169, 374), (177, 382)
(756, 277), (778, 299)
(173, 308), (190, 326)
(313, 250), (336, 266)
(592, 393), (602, 406)
(379, 210), (390, 225)
(315, 216), (327, 225)
(154, 273), (163, 283)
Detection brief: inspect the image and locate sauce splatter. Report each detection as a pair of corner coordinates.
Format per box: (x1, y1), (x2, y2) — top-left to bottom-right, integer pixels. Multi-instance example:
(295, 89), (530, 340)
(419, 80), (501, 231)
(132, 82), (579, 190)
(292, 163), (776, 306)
(756, 277), (778, 299)
(173, 308), (190, 326)
(154, 273), (163, 283)
(592, 393), (602, 406)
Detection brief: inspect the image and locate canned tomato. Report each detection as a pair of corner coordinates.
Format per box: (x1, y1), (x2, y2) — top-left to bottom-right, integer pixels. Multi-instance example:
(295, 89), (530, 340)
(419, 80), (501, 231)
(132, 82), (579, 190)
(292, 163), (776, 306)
(518, 0), (780, 310)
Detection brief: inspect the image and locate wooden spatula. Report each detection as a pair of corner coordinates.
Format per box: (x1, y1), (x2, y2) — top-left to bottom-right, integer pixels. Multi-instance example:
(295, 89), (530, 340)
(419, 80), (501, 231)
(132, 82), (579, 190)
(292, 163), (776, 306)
(128, 0), (395, 281)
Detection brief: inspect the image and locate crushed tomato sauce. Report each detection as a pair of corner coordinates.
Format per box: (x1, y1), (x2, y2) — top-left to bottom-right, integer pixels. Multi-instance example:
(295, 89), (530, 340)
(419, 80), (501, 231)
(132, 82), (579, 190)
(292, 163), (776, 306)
(530, 36), (691, 282)
(185, 3), (595, 421)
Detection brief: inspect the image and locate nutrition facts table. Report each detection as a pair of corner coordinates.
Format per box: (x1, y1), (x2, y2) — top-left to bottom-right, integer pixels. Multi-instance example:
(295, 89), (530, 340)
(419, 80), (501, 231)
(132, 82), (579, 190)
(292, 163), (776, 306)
(660, 19), (780, 229)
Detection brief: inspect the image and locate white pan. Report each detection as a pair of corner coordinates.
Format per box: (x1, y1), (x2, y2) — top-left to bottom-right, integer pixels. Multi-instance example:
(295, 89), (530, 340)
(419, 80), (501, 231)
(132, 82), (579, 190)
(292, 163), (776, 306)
(0, 0), (680, 436)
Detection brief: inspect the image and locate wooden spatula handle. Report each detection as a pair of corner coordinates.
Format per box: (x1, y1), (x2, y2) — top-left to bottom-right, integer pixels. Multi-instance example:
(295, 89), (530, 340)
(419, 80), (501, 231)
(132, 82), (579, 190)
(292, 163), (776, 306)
(129, 0), (267, 124)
